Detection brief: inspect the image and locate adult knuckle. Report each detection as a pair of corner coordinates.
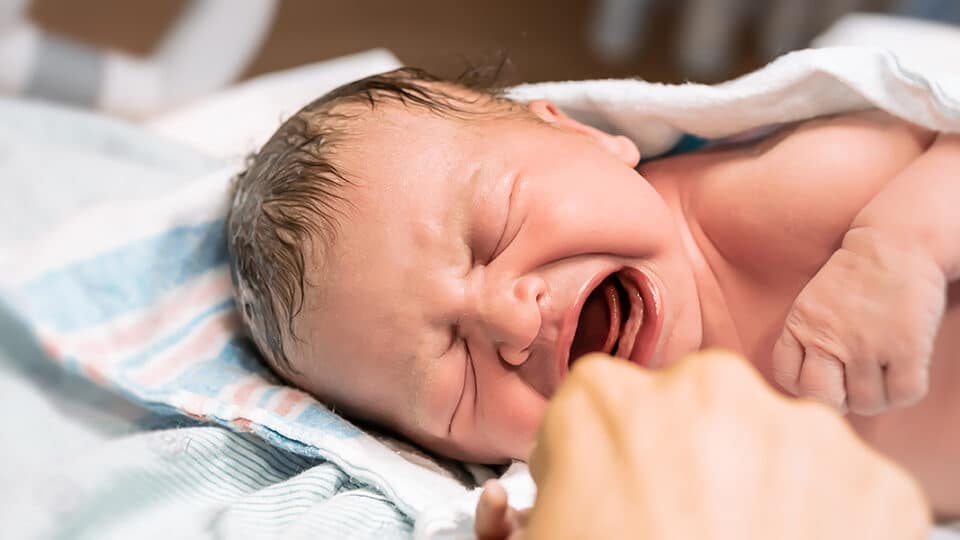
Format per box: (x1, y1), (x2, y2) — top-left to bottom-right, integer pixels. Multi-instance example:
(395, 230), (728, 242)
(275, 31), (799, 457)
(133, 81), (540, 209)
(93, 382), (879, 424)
(569, 353), (637, 389)
(688, 349), (769, 407)
(566, 353), (654, 416)
(696, 348), (752, 378)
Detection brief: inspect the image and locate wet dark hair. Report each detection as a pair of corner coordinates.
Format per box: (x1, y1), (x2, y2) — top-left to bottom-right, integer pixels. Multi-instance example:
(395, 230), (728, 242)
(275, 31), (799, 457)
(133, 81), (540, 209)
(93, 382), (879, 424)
(225, 64), (523, 376)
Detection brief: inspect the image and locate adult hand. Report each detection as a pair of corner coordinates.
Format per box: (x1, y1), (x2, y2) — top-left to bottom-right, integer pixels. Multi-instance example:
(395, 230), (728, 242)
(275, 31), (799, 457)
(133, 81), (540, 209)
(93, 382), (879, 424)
(477, 350), (930, 540)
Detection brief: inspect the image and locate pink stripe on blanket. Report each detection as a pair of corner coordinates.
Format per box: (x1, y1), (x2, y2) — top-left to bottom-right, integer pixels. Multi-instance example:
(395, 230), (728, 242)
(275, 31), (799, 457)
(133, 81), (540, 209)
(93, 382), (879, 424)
(35, 328), (111, 385)
(269, 387), (312, 418)
(227, 376), (269, 405)
(130, 309), (240, 386)
(177, 392), (213, 420)
(56, 270), (233, 375)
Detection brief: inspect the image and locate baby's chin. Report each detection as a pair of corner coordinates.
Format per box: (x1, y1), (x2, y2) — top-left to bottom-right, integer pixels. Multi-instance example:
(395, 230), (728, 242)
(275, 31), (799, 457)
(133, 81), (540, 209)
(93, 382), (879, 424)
(406, 431), (525, 465)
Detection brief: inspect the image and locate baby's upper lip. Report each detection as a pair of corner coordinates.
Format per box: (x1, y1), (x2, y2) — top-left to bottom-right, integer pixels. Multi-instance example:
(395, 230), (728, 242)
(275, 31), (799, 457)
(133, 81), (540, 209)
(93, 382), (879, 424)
(555, 267), (618, 378)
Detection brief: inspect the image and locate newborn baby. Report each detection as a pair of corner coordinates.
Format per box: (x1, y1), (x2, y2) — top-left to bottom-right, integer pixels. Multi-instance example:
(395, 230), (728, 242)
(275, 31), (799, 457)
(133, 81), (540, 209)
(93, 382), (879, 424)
(227, 68), (960, 515)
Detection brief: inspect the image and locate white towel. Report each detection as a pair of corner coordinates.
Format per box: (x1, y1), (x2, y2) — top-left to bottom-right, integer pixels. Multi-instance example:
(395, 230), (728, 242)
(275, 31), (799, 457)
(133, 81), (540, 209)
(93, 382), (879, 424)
(417, 45), (960, 539)
(507, 46), (959, 158)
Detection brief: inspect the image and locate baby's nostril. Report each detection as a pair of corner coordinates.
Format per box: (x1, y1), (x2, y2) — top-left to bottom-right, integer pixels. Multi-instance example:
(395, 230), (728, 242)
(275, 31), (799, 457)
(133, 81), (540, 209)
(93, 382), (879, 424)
(516, 276), (547, 305)
(499, 344), (531, 367)
(534, 285), (546, 306)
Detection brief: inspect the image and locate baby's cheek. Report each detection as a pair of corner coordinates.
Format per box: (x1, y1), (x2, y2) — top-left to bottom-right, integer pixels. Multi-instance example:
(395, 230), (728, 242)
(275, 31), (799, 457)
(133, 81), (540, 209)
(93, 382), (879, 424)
(449, 372), (551, 462)
(415, 370), (468, 439)
(482, 388), (548, 461)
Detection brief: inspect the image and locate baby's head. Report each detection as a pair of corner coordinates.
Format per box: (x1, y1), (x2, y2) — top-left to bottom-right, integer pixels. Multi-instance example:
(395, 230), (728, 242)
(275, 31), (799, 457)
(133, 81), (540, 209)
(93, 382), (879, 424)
(226, 68), (702, 463)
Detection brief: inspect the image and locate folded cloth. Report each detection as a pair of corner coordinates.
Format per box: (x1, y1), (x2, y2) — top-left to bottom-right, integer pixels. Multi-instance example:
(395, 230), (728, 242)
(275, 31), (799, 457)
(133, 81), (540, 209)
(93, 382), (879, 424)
(508, 46), (960, 158)
(3, 46), (960, 540)
(813, 13), (960, 75)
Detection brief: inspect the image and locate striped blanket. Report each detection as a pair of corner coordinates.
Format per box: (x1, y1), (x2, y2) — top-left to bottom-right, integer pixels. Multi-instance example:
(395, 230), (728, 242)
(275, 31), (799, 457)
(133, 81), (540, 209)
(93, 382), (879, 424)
(0, 97), (488, 539)
(0, 165), (482, 531)
(1, 423), (414, 539)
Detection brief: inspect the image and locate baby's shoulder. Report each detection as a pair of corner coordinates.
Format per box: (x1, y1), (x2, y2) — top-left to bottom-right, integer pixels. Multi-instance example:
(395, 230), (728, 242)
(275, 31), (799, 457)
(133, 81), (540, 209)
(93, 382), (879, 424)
(766, 110), (934, 168)
(670, 111), (935, 275)
(741, 110), (934, 228)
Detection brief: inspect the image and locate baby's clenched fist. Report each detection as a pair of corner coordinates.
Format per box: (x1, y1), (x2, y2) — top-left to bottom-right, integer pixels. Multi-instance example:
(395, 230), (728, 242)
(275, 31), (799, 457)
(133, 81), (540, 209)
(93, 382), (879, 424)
(772, 227), (946, 415)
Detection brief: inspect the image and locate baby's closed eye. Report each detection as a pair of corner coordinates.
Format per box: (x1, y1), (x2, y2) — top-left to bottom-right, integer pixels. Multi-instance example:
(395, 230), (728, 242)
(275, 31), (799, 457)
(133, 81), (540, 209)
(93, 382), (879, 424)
(444, 337), (472, 435)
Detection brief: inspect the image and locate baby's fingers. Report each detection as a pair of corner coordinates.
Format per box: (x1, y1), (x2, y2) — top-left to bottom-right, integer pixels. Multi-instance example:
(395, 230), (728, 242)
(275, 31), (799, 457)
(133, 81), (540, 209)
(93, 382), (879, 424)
(885, 360), (929, 409)
(774, 307), (848, 413)
(771, 326), (803, 395)
(476, 480), (526, 540)
(798, 348), (847, 413)
(476, 480), (510, 540)
(844, 354), (887, 415)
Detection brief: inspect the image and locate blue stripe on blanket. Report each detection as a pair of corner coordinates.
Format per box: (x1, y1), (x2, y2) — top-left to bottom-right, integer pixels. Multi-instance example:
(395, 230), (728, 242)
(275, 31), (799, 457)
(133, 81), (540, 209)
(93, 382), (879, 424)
(167, 338), (275, 393)
(105, 298), (235, 371)
(21, 220), (227, 332)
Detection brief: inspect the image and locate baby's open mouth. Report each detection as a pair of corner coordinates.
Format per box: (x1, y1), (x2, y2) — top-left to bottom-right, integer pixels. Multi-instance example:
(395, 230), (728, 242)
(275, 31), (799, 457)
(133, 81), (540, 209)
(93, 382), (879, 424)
(569, 271), (644, 364)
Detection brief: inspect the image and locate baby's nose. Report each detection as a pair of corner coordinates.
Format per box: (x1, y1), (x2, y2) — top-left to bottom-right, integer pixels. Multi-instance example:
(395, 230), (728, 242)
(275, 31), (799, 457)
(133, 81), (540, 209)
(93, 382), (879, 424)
(484, 276), (546, 366)
(499, 342), (531, 366)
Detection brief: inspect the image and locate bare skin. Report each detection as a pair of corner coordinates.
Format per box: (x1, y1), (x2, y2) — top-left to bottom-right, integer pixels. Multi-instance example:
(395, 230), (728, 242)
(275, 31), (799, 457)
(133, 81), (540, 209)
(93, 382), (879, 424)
(475, 352), (931, 540)
(642, 111), (960, 516)
(283, 100), (960, 516)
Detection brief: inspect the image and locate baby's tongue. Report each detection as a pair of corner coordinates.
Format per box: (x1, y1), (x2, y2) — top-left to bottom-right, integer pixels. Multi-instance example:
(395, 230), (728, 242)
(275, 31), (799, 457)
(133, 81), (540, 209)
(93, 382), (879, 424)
(569, 276), (621, 363)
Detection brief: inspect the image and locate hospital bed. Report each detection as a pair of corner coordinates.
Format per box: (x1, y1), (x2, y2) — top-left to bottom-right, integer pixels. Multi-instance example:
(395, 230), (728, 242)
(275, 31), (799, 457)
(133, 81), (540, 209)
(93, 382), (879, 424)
(2, 14), (959, 539)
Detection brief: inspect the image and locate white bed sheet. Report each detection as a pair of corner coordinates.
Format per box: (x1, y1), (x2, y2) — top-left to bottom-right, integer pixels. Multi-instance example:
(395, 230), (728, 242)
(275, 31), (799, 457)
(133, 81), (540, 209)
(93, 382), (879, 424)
(145, 48), (403, 160)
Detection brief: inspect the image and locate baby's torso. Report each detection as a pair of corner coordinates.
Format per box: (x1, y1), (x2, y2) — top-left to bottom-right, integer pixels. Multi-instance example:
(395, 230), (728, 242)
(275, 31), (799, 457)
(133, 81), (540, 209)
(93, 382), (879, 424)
(640, 110), (960, 514)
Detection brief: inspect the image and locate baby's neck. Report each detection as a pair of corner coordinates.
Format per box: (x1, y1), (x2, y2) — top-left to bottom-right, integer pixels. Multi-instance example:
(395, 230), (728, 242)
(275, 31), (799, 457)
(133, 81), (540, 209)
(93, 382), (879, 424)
(645, 167), (744, 356)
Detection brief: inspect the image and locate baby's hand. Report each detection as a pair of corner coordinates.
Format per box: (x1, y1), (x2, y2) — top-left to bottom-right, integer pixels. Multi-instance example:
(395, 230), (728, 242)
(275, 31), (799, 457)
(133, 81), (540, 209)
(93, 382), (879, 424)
(772, 227), (946, 415)
(475, 479), (529, 540)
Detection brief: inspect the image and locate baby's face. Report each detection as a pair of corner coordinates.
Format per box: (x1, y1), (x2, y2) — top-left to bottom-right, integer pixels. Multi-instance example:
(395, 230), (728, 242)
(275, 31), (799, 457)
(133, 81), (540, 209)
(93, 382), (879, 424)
(288, 102), (702, 462)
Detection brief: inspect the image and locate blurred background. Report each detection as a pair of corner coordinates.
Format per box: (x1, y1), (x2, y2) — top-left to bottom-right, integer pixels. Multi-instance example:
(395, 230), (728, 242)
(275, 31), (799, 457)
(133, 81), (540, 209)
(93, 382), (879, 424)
(7, 0), (960, 118)
(27, 0), (959, 81)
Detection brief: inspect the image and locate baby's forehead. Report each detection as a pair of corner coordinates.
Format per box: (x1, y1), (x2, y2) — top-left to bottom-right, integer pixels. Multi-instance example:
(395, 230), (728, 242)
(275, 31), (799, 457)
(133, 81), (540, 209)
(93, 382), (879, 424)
(333, 86), (525, 140)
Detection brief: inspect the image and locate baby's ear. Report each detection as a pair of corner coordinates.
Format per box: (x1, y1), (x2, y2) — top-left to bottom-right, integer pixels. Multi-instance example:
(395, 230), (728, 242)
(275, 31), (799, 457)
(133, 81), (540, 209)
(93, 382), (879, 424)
(527, 99), (640, 167)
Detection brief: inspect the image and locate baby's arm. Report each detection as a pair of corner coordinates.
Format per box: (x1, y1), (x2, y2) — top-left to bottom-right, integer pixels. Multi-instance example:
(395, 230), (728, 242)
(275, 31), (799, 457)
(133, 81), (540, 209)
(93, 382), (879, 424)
(850, 133), (960, 281)
(773, 132), (958, 415)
